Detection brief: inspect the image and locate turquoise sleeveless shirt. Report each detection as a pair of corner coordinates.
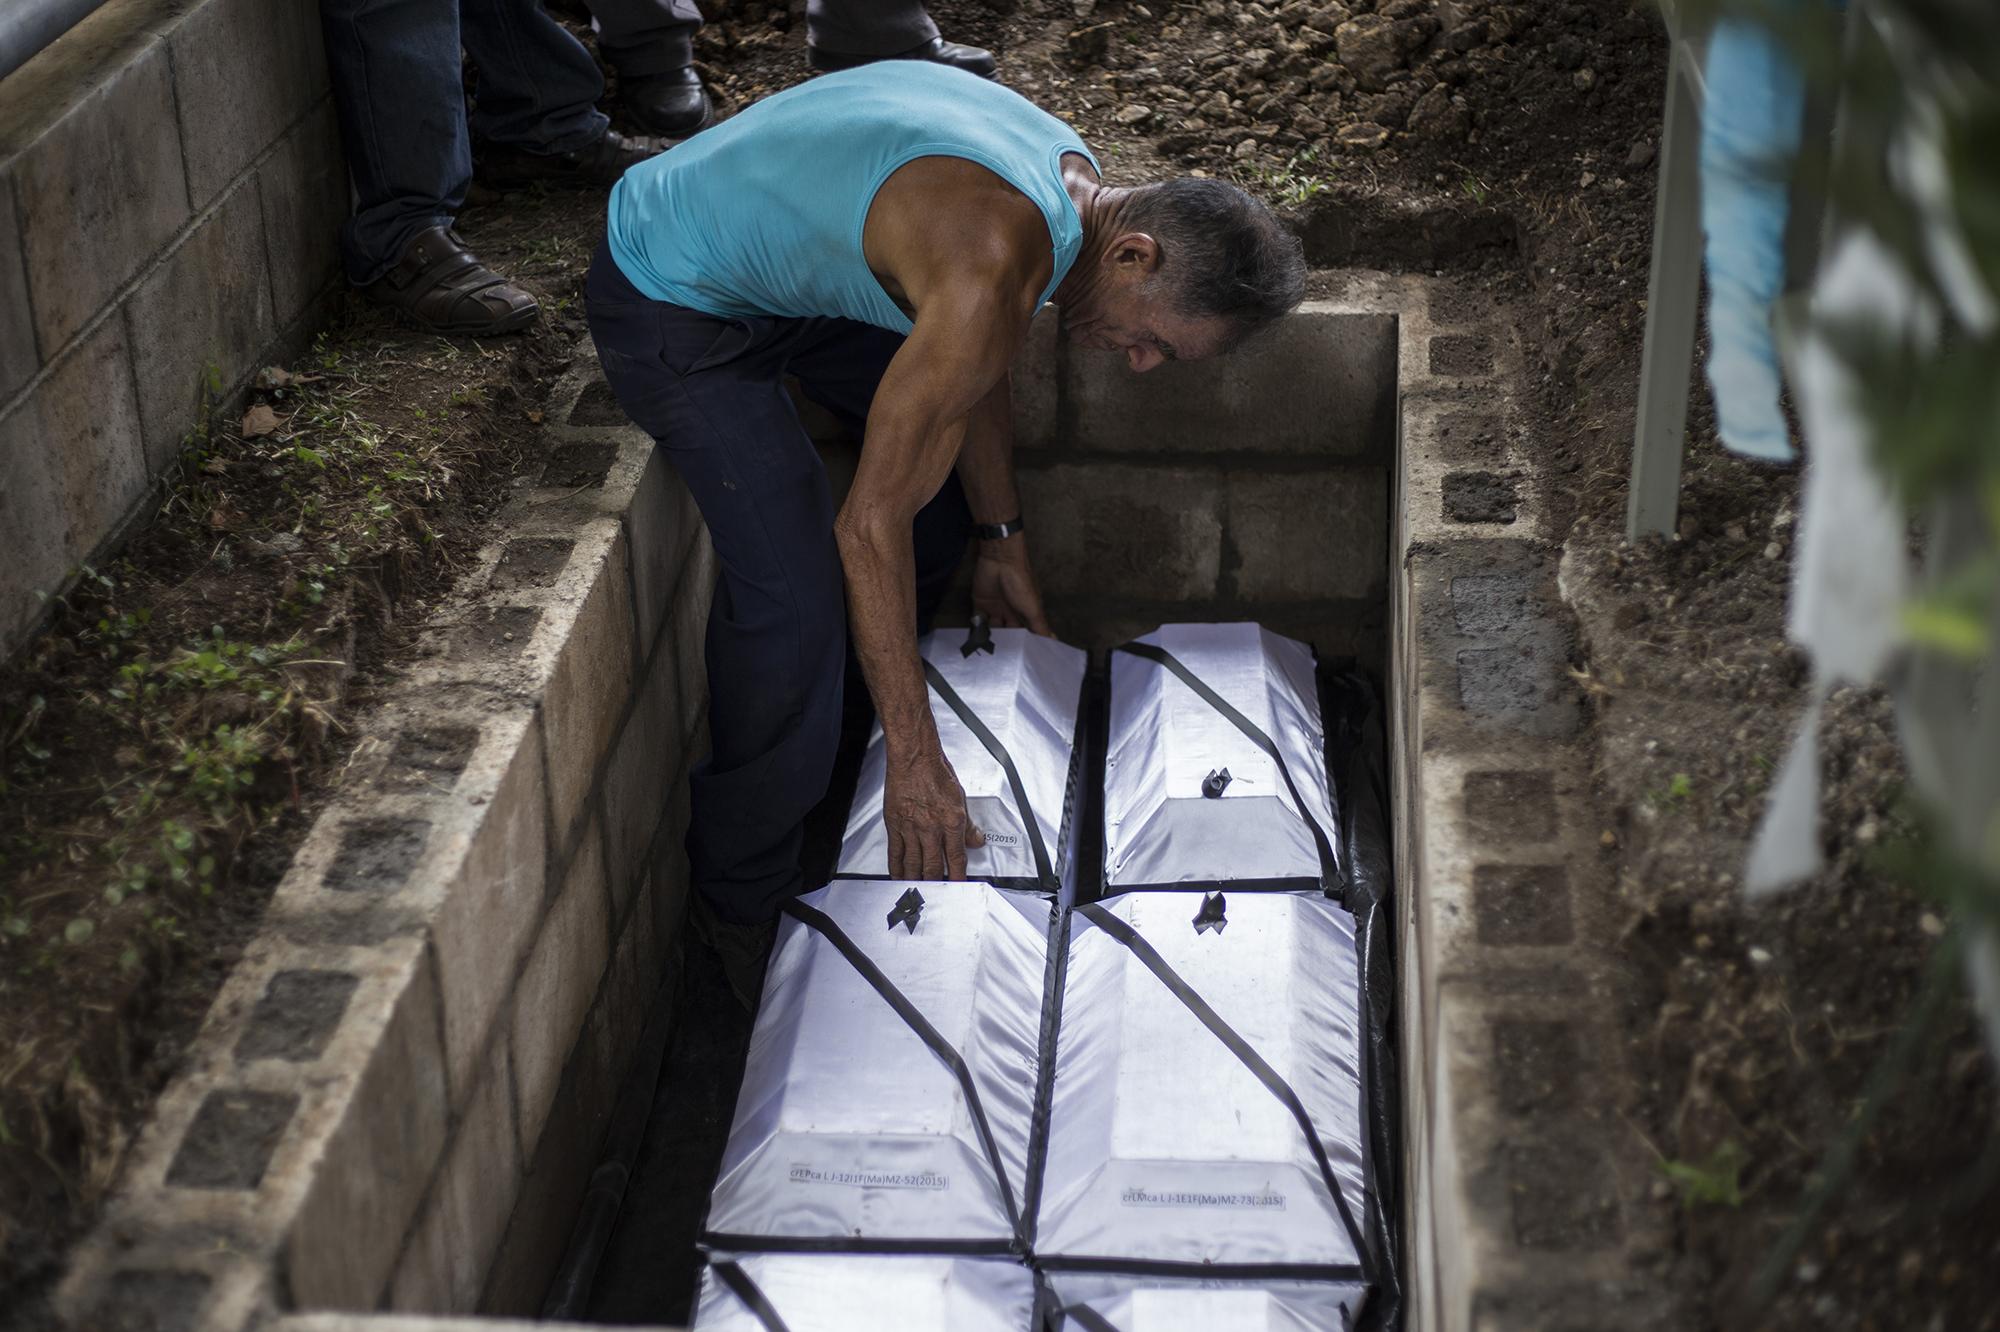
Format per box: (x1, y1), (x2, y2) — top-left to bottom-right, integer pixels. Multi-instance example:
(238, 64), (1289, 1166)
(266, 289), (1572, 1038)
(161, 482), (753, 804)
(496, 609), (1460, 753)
(605, 63), (1100, 335)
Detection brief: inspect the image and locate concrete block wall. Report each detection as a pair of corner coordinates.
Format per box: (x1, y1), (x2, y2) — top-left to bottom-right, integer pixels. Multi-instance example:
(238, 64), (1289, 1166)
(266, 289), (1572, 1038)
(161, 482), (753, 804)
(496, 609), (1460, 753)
(813, 303), (1399, 670)
(0, 0), (347, 655)
(55, 350), (716, 1331)
(1368, 273), (1690, 1331)
(1013, 301), (1397, 668)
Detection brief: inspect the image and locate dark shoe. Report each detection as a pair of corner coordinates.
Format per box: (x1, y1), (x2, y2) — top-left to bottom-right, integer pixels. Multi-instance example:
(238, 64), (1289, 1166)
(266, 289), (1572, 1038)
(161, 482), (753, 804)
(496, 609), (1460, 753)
(475, 128), (667, 191)
(360, 226), (537, 336)
(690, 892), (777, 1014)
(622, 66), (712, 138)
(808, 35), (998, 79)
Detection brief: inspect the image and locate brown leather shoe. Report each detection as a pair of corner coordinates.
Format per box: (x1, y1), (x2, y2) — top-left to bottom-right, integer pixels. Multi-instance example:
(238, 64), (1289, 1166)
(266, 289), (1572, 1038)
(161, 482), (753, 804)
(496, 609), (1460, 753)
(475, 129), (667, 191)
(361, 226), (537, 336)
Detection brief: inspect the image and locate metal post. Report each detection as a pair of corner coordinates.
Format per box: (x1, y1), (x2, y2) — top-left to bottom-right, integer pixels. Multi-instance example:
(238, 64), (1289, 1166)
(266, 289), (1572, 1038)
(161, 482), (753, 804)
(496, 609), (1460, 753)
(1626, 41), (1706, 542)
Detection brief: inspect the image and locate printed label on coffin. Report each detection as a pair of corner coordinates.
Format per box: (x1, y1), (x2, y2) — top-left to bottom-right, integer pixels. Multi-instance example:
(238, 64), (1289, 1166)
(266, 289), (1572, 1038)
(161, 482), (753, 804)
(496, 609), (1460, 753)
(1045, 1274), (1364, 1332)
(693, 1253), (1038, 1332)
(838, 627), (1086, 894)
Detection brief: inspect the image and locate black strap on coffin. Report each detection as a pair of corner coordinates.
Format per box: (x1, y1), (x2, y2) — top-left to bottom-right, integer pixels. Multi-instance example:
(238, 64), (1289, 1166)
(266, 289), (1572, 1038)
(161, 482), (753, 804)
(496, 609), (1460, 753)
(924, 659), (1057, 890)
(780, 898), (1026, 1247)
(1059, 1304), (1120, 1332)
(1076, 902), (1370, 1275)
(711, 1261), (794, 1332)
(1113, 642), (1338, 888)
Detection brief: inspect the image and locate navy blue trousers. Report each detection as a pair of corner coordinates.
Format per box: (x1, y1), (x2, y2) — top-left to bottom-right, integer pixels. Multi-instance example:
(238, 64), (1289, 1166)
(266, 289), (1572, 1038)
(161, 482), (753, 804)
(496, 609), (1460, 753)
(321, 0), (611, 284)
(585, 241), (971, 924)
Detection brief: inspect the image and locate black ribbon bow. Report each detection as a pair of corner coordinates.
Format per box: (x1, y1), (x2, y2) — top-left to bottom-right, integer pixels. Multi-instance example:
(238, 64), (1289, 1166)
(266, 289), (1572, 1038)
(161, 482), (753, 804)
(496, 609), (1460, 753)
(960, 613), (994, 657)
(1201, 767), (1233, 799)
(1192, 890), (1228, 935)
(886, 887), (925, 933)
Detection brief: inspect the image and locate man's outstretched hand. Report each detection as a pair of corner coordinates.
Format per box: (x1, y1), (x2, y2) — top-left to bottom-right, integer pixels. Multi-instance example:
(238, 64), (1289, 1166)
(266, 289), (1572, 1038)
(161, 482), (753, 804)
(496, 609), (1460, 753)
(972, 536), (1053, 636)
(886, 746), (986, 879)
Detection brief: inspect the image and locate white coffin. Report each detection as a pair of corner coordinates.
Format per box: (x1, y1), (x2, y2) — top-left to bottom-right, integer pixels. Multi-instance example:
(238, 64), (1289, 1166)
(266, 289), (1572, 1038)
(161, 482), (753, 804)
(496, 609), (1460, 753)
(1104, 623), (1338, 890)
(692, 1253), (1038, 1332)
(1047, 1272), (1367, 1331)
(839, 626), (1086, 894)
(704, 880), (1053, 1248)
(1036, 891), (1371, 1276)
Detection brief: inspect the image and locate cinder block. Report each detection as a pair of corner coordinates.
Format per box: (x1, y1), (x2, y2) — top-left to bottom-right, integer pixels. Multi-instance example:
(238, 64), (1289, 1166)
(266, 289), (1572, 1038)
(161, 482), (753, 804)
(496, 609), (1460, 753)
(4, 37), (190, 355)
(1010, 304), (1059, 450)
(510, 814), (612, 1162)
(1016, 463), (1224, 602)
(0, 177), (36, 399)
(1063, 306), (1396, 458)
(286, 941), (450, 1311)
(0, 317), (148, 646)
(670, 532), (717, 741)
(433, 1041), (524, 1309)
(387, 1182), (454, 1313)
(166, 0), (330, 210)
(540, 524), (639, 844)
(600, 627), (685, 915)
(255, 97), (346, 329)
(624, 447), (706, 655)
(1226, 468), (1388, 603)
(46, 318), (150, 558)
(125, 180), (277, 470)
(601, 888), (657, 1069)
(433, 717), (550, 1105)
(646, 775), (693, 952)
(0, 395), (69, 647)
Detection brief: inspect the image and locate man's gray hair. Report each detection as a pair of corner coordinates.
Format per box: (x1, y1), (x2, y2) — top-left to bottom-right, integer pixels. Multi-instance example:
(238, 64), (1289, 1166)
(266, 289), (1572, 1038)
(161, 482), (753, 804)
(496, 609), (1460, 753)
(1124, 178), (1308, 342)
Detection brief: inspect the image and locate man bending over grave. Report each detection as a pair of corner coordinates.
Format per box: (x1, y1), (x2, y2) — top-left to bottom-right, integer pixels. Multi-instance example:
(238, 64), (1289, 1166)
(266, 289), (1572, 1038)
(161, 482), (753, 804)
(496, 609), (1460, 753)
(585, 62), (1306, 1002)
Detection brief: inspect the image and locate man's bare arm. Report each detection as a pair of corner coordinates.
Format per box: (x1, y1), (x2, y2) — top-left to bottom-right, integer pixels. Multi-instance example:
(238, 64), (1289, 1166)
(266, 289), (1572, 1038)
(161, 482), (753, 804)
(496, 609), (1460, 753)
(834, 292), (1030, 878)
(957, 376), (1053, 634)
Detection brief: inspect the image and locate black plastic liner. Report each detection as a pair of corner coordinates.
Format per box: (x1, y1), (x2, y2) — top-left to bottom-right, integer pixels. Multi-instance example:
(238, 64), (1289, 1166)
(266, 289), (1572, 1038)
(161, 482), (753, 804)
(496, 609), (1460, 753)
(1322, 661), (1403, 1332)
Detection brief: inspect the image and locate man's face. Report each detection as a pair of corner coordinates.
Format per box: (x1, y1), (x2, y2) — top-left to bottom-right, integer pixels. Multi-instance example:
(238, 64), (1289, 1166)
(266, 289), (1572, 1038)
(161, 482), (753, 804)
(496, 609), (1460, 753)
(1061, 234), (1235, 373)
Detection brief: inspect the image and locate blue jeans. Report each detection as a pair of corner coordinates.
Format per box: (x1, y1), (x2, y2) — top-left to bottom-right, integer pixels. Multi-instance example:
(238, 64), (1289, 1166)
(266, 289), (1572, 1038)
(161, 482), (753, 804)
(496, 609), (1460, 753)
(584, 239), (971, 924)
(321, 0), (611, 284)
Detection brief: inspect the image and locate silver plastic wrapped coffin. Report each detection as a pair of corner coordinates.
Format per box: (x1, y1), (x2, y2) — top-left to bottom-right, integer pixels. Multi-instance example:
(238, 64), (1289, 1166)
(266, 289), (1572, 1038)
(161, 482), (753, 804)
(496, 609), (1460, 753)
(1036, 891), (1371, 1279)
(692, 1253), (1038, 1332)
(1047, 1272), (1367, 1332)
(704, 880), (1052, 1249)
(1104, 623), (1338, 890)
(839, 625), (1086, 895)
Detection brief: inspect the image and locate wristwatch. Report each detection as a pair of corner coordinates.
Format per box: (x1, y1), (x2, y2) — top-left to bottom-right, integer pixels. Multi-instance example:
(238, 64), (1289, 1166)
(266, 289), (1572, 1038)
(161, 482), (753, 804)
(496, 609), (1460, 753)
(975, 514), (1025, 541)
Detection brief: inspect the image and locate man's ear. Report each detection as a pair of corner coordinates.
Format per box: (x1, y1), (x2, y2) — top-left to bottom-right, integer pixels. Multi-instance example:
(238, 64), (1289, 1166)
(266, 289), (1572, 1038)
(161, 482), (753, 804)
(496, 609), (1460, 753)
(1107, 231), (1163, 275)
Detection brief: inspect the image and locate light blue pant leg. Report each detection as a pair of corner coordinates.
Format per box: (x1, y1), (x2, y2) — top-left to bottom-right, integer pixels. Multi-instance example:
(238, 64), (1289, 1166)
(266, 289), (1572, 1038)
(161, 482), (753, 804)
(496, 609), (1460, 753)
(1699, 17), (1808, 462)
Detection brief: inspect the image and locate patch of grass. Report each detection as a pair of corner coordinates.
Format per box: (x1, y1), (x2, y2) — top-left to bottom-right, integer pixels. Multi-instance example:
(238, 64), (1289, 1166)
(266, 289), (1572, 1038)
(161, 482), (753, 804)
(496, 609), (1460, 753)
(1658, 1141), (1748, 1209)
(1646, 770), (1696, 809)
(1249, 147), (1333, 207)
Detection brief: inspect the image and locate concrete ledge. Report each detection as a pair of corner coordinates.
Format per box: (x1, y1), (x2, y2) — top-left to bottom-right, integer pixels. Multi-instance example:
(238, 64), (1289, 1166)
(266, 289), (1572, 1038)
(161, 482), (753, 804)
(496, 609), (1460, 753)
(55, 344), (713, 1331)
(1388, 279), (1687, 1331)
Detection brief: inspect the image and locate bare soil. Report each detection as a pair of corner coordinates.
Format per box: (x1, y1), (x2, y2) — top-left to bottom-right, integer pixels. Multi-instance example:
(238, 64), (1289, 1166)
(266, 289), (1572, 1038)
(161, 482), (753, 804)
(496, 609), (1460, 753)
(3, 1), (1993, 1327)
(0, 190), (600, 1324)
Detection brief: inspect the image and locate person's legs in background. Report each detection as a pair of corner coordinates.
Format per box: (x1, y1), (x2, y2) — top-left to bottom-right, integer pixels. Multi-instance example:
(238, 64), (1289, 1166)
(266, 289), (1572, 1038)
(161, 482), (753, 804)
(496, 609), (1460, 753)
(805, 0), (995, 77)
(577, 0), (709, 137)
(462, 0), (666, 188)
(581, 0), (995, 140)
(320, 0), (661, 334)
